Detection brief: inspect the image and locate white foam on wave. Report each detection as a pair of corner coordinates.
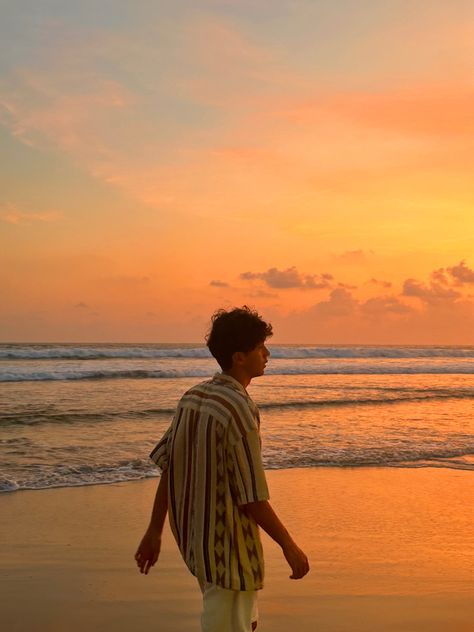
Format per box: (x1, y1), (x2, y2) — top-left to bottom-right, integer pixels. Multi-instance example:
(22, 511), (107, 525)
(269, 346), (474, 359)
(2, 450), (473, 493)
(0, 345), (212, 360)
(0, 367), (212, 382)
(2, 360), (474, 382)
(0, 477), (20, 492)
(2, 344), (474, 360)
(267, 361), (474, 375)
(262, 448), (474, 470)
(0, 460), (159, 493)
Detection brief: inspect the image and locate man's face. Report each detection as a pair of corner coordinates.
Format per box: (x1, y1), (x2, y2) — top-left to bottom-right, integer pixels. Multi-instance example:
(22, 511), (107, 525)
(240, 340), (270, 379)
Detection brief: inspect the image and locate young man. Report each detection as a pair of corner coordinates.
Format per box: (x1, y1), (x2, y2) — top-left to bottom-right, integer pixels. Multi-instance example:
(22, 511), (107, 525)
(134, 306), (309, 631)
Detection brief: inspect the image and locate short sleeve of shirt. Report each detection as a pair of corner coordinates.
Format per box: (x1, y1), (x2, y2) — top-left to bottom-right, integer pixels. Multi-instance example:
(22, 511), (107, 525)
(228, 428), (269, 506)
(149, 424), (172, 473)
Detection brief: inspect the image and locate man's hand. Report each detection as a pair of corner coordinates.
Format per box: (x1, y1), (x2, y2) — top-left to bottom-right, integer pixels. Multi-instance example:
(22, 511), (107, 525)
(134, 528), (162, 575)
(241, 500), (310, 580)
(282, 541), (310, 579)
(135, 470), (168, 575)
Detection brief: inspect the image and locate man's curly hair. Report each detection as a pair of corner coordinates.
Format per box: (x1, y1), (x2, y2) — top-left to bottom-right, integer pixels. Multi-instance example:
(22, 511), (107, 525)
(205, 305), (273, 370)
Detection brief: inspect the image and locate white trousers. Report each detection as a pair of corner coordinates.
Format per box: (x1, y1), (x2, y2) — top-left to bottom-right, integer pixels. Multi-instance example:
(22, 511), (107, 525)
(198, 579), (258, 632)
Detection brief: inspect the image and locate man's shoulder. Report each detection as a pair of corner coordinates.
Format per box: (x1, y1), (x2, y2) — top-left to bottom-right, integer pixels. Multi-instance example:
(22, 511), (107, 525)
(180, 378), (239, 402)
(178, 376), (255, 419)
(184, 377), (213, 394)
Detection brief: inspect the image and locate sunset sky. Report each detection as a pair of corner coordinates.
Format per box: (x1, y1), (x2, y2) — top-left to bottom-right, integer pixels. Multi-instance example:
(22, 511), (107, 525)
(1, 0), (473, 343)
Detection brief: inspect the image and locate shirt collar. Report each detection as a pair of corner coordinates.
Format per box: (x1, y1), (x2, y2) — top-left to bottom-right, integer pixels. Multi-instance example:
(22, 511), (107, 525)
(212, 371), (248, 396)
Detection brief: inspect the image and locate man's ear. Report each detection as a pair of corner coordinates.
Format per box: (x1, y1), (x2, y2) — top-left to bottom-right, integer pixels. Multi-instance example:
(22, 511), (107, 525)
(232, 351), (245, 366)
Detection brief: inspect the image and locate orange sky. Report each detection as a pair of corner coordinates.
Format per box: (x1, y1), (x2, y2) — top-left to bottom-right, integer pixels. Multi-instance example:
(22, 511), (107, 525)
(1, 1), (473, 343)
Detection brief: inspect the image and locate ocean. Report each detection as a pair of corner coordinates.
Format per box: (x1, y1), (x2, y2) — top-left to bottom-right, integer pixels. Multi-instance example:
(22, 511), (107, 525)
(1, 343), (473, 493)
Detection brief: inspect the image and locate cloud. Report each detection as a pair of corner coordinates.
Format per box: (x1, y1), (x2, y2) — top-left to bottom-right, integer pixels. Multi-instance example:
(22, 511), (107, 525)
(0, 203), (63, 225)
(308, 290), (415, 322)
(338, 282), (358, 290)
(368, 278), (392, 289)
(1, 8), (471, 228)
(240, 266), (333, 289)
(402, 278), (461, 304)
(309, 291), (414, 322)
(361, 295), (414, 317)
(187, 15), (273, 73)
(0, 57), (137, 198)
(273, 289), (473, 345)
(427, 261), (474, 289)
(0, 14), (282, 210)
(209, 279), (229, 287)
(446, 260), (474, 284)
(74, 302), (89, 309)
(430, 268), (451, 285)
(0, 70), (132, 154)
(401, 261), (474, 306)
(270, 260), (474, 342)
(310, 288), (358, 318)
(276, 84), (474, 138)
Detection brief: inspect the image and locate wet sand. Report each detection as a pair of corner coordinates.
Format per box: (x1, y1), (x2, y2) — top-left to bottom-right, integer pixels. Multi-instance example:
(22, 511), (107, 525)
(1, 467), (473, 631)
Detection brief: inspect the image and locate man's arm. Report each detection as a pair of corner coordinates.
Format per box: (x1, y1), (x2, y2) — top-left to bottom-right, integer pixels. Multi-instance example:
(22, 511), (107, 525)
(134, 469), (168, 575)
(242, 499), (310, 579)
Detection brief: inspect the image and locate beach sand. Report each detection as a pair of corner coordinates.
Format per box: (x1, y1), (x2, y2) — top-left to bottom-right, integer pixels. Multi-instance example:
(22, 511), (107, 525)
(1, 467), (473, 632)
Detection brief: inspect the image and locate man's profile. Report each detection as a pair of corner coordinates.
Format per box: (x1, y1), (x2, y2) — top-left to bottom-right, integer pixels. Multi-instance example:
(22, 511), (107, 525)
(135, 306), (309, 631)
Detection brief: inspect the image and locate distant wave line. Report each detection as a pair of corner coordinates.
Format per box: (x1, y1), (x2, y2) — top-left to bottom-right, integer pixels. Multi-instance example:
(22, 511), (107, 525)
(2, 391), (474, 425)
(263, 448), (474, 470)
(2, 344), (474, 361)
(260, 393), (474, 409)
(2, 363), (474, 382)
(0, 408), (176, 426)
(0, 368), (210, 382)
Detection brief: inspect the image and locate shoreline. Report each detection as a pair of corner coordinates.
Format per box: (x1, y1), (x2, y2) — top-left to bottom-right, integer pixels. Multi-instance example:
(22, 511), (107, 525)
(3, 460), (474, 495)
(1, 467), (473, 631)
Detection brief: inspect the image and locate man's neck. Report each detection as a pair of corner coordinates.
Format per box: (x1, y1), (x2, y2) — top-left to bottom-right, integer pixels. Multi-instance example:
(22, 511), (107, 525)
(222, 368), (251, 390)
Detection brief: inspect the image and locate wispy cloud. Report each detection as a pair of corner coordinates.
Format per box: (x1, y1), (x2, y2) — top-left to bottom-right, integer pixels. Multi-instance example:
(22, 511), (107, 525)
(402, 279), (462, 304)
(368, 278), (392, 289)
(401, 260), (474, 305)
(269, 261), (474, 343)
(333, 250), (369, 264)
(446, 260), (474, 284)
(311, 288), (413, 321)
(1, 6), (472, 343)
(361, 295), (414, 317)
(338, 282), (358, 290)
(209, 279), (229, 288)
(241, 266), (333, 289)
(276, 83), (474, 138)
(310, 288), (358, 318)
(0, 203), (63, 225)
(1, 12), (470, 221)
(0, 70), (132, 155)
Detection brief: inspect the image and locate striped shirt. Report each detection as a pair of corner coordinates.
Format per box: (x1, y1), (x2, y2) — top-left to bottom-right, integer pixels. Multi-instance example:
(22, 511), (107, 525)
(149, 372), (269, 591)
